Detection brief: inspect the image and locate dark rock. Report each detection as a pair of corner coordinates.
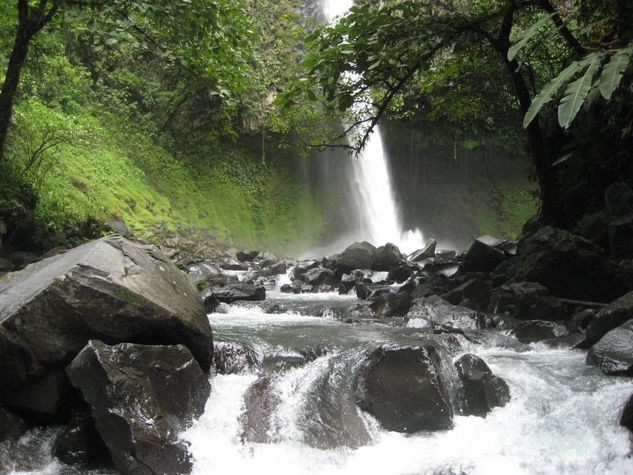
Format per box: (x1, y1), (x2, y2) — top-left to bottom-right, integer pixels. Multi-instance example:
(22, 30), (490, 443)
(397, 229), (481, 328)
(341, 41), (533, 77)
(373, 243), (403, 271)
(7, 251), (40, 269)
(0, 236), (214, 402)
(104, 218), (132, 237)
(511, 226), (632, 302)
(206, 283), (266, 304)
(214, 341), (257, 375)
(605, 182), (633, 217)
(435, 249), (457, 264)
(512, 320), (569, 344)
(262, 349), (307, 372)
(220, 258), (248, 271)
(328, 242), (377, 274)
(280, 284), (297, 294)
(609, 214), (633, 259)
(388, 263), (415, 283)
(0, 405), (27, 442)
(255, 251), (279, 268)
(442, 279), (491, 311)
(66, 340), (210, 475)
(542, 332), (585, 349)
(2, 369), (75, 423)
(0, 257), (14, 273)
(303, 267), (339, 287)
(583, 290), (633, 347)
(241, 376), (279, 443)
(620, 393), (633, 432)
(487, 282), (567, 321)
(355, 283), (390, 300)
(53, 409), (110, 467)
(369, 292), (413, 317)
(458, 238), (506, 274)
(575, 211), (609, 248)
(411, 274), (453, 299)
(568, 309), (596, 333)
(587, 319), (633, 376)
(409, 240), (437, 262)
(347, 303), (376, 320)
(407, 296), (490, 331)
(299, 346), (330, 362)
(454, 354), (510, 417)
(356, 345), (454, 432)
(338, 273), (358, 295)
(291, 260), (319, 280)
(236, 250), (259, 262)
(199, 289), (220, 313)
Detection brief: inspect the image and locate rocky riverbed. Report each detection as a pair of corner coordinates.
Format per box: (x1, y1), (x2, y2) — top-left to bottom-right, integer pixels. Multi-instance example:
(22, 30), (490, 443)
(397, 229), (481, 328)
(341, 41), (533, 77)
(1, 223), (633, 474)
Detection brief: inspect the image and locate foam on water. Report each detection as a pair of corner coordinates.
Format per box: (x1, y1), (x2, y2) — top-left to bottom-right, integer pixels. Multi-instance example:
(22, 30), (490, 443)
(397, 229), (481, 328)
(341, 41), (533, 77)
(184, 347), (633, 475)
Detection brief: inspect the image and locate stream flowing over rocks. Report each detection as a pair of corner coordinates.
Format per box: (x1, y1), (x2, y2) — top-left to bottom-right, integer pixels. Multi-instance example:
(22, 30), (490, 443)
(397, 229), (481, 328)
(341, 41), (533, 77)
(1, 230), (633, 474)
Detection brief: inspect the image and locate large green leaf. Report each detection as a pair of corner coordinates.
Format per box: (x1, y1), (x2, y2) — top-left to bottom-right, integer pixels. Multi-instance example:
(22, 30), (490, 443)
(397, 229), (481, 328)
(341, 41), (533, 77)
(557, 54), (602, 129)
(598, 46), (632, 100)
(523, 61), (581, 128)
(507, 15), (553, 62)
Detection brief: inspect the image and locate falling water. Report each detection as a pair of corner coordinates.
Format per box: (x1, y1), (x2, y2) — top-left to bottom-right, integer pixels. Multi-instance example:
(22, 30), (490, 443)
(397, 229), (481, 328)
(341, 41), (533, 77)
(322, 0), (425, 254)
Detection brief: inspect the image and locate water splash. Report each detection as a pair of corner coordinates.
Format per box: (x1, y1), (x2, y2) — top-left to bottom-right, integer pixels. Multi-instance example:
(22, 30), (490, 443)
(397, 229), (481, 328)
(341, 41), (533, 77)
(321, 0), (424, 255)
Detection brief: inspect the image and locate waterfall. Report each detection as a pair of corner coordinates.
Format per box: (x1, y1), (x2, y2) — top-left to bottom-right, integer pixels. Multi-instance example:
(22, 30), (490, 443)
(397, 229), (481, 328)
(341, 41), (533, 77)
(321, 0), (425, 255)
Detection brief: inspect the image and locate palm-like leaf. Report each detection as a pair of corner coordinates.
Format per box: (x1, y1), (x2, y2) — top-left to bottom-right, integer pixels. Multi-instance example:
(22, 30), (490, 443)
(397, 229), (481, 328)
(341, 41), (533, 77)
(557, 54), (602, 129)
(598, 46), (632, 100)
(508, 14), (553, 62)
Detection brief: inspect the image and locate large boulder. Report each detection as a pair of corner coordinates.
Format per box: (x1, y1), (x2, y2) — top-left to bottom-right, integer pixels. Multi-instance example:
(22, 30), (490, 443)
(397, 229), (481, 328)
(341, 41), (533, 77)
(302, 267), (339, 287)
(202, 283), (265, 304)
(458, 238), (507, 274)
(587, 319), (633, 376)
(454, 354), (510, 417)
(328, 242), (377, 274)
(0, 236), (214, 407)
(373, 243), (403, 271)
(213, 341), (257, 375)
(355, 345), (454, 432)
(608, 214), (633, 259)
(583, 290), (633, 347)
(66, 340), (211, 474)
(406, 296), (490, 331)
(510, 227), (632, 302)
(487, 282), (566, 321)
(442, 279), (491, 311)
(512, 320), (569, 344)
(241, 376), (280, 443)
(409, 239), (437, 262)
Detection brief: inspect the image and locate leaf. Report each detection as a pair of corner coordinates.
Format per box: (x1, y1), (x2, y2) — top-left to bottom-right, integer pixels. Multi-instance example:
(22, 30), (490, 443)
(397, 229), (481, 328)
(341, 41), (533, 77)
(598, 47), (632, 100)
(523, 60), (581, 128)
(508, 14), (553, 62)
(558, 54), (602, 128)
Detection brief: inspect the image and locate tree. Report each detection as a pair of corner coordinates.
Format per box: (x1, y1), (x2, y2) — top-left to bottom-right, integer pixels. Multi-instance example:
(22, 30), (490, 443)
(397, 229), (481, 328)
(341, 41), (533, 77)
(282, 0), (632, 226)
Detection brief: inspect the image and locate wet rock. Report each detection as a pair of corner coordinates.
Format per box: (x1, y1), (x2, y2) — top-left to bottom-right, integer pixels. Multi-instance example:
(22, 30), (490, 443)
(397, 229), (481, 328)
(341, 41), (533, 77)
(542, 332), (585, 349)
(583, 290), (633, 347)
(303, 267), (339, 287)
(66, 340), (210, 475)
(0, 405), (27, 442)
(241, 376), (279, 443)
(373, 243), (403, 271)
(338, 273), (359, 295)
(255, 251), (279, 268)
(355, 282), (390, 300)
(236, 250), (259, 262)
(347, 302), (376, 321)
(435, 249), (457, 264)
(205, 283), (266, 304)
(53, 409), (110, 467)
(0, 257), (14, 273)
(0, 236), (214, 405)
(454, 354), (510, 417)
(609, 214), (633, 259)
(568, 309), (596, 333)
(356, 344), (454, 432)
(620, 393), (633, 432)
(487, 282), (566, 321)
(299, 346), (330, 362)
(409, 240), (437, 262)
(219, 257), (248, 271)
(214, 341), (257, 375)
(411, 274), (453, 300)
(442, 279), (491, 311)
(369, 292), (413, 317)
(512, 320), (569, 344)
(280, 283), (297, 294)
(587, 319), (633, 376)
(199, 289), (220, 313)
(605, 182), (633, 217)
(2, 369), (75, 423)
(292, 260), (320, 280)
(328, 242), (377, 274)
(7, 251), (40, 269)
(388, 262), (415, 283)
(262, 349), (307, 372)
(407, 296), (490, 331)
(511, 226), (632, 302)
(575, 211), (609, 248)
(458, 238), (506, 274)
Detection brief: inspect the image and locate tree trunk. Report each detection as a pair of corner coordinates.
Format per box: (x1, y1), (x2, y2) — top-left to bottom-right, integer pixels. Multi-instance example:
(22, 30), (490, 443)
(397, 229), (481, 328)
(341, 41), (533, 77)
(0, 25), (32, 162)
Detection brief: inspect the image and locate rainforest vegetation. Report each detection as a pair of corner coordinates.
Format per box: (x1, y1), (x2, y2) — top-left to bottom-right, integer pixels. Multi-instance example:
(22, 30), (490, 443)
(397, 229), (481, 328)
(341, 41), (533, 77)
(0, 0), (631, 253)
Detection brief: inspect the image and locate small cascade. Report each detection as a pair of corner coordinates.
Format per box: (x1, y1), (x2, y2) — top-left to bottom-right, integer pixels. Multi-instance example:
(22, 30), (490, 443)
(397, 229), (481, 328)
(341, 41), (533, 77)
(321, 0), (424, 255)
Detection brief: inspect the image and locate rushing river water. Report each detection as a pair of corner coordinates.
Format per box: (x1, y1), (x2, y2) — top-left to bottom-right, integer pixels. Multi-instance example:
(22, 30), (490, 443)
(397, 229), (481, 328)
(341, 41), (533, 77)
(180, 289), (633, 475)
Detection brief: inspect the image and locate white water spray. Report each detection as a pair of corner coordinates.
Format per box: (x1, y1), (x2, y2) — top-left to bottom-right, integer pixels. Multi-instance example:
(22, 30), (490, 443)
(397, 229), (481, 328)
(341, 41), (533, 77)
(322, 0), (424, 255)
